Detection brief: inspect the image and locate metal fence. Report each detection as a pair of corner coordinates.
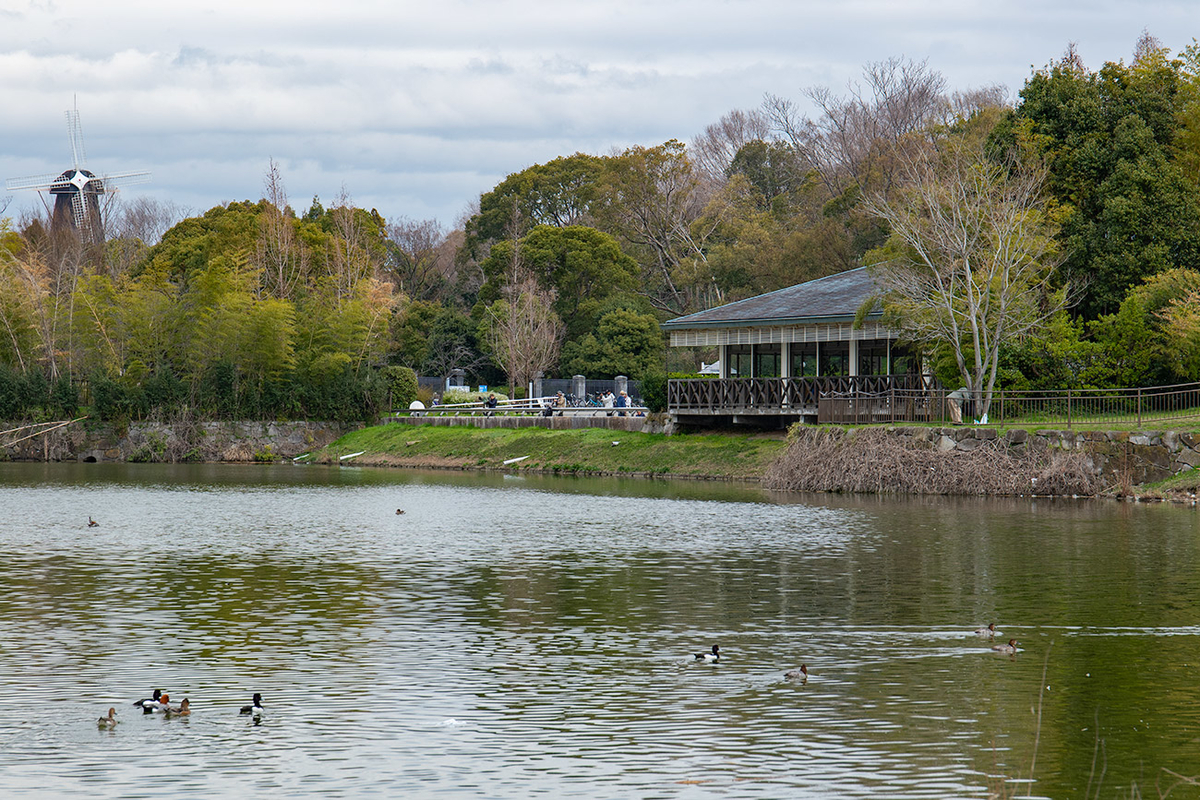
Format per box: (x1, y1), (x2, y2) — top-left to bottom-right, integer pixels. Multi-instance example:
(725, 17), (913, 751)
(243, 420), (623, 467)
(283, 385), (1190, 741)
(418, 377), (642, 403)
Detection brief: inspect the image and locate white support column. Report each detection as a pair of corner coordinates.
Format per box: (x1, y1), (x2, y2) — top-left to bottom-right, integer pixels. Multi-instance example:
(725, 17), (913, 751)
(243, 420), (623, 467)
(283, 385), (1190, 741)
(849, 339), (859, 377)
(781, 342), (792, 378)
(719, 344), (729, 379)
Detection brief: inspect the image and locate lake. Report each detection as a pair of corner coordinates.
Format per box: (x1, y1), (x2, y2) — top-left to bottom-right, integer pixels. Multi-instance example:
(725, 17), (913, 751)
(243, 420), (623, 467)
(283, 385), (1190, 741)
(0, 462), (1196, 798)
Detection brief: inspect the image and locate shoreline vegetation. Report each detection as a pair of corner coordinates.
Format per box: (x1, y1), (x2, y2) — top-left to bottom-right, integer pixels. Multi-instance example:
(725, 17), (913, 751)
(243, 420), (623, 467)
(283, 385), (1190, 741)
(310, 420), (1200, 503)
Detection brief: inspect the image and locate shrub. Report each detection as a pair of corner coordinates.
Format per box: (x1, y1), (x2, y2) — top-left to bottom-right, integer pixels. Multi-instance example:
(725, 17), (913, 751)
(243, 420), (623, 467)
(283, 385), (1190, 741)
(640, 372), (668, 412)
(381, 365), (419, 410)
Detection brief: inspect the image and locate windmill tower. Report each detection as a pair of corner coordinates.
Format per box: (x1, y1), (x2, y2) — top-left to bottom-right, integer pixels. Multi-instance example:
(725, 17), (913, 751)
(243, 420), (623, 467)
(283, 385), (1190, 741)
(5, 103), (151, 245)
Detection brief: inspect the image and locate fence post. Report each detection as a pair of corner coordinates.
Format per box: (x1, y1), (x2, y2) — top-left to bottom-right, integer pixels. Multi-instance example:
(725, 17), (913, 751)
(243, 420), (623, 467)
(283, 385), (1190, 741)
(1137, 387), (1142, 427)
(1067, 389), (1072, 429)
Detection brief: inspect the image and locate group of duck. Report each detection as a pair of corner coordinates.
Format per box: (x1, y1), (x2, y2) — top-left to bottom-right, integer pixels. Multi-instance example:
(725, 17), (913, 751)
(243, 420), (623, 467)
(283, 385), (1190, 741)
(690, 624), (1018, 681)
(97, 691), (264, 728)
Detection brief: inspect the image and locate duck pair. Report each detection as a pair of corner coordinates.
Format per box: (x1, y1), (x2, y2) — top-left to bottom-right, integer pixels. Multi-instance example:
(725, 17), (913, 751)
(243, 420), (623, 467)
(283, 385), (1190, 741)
(973, 624), (1019, 654)
(695, 646), (809, 681)
(133, 690), (190, 716)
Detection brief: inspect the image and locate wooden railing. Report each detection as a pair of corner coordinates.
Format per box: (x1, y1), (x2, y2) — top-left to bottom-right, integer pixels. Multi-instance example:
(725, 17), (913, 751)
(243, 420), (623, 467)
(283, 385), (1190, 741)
(668, 375), (935, 419)
(668, 377), (1200, 428)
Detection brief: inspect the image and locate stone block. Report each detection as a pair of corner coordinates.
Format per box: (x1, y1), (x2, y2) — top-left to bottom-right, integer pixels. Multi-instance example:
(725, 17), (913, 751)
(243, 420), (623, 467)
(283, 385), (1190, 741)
(1005, 428), (1029, 444)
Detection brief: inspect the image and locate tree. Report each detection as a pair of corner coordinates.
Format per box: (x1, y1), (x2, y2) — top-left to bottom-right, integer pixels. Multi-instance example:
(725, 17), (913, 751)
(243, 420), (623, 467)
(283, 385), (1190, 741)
(386, 216), (453, 301)
(596, 140), (722, 314)
(765, 56), (950, 200)
(480, 225), (639, 339)
(863, 138), (1065, 418)
(999, 38), (1200, 317)
(257, 159), (306, 300)
(690, 108), (771, 187)
(483, 274), (564, 395)
(559, 306), (664, 379)
(464, 153), (606, 261)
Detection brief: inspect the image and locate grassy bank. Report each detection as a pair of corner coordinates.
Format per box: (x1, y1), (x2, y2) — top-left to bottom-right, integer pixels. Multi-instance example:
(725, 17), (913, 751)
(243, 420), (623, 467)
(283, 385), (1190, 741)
(313, 422), (787, 480)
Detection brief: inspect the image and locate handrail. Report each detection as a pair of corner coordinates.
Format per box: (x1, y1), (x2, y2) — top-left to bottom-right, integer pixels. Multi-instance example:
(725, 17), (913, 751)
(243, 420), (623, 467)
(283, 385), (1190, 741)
(666, 376), (1200, 429)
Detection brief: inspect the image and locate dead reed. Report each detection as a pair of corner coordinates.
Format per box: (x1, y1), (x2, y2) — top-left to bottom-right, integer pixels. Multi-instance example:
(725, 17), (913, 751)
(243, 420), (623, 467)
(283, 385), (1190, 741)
(764, 427), (1100, 496)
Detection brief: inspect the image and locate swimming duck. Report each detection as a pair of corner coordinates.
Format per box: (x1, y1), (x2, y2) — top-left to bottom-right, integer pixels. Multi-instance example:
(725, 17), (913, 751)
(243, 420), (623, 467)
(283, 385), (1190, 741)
(98, 707), (118, 728)
(974, 623), (998, 638)
(240, 693), (265, 715)
(133, 689), (168, 713)
(88, 517), (99, 528)
(991, 639), (1019, 655)
(165, 698), (190, 717)
(395, 509), (405, 515)
(784, 664), (808, 681)
(694, 645), (720, 662)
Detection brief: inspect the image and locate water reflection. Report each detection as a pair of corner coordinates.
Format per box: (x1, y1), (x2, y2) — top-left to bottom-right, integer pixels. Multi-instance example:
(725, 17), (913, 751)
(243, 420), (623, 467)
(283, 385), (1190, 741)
(0, 462), (1194, 797)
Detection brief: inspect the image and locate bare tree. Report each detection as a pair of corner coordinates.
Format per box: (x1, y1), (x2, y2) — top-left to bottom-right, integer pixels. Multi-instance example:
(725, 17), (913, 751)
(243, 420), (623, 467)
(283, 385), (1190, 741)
(862, 138), (1066, 418)
(484, 272), (564, 396)
(104, 195), (188, 278)
(765, 56), (949, 199)
(257, 159), (305, 299)
(690, 108), (771, 186)
(387, 216), (452, 300)
(327, 186), (376, 299)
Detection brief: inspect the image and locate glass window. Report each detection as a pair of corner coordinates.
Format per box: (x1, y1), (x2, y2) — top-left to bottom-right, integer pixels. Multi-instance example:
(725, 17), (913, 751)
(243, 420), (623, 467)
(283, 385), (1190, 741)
(728, 345), (752, 378)
(754, 345), (781, 378)
(819, 342), (849, 376)
(791, 344), (816, 377)
(891, 345), (920, 375)
(858, 343), (889, 376)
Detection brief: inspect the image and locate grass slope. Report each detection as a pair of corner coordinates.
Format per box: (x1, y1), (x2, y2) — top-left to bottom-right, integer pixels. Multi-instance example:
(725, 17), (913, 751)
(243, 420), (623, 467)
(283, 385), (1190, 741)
(316, 423), (787, 480)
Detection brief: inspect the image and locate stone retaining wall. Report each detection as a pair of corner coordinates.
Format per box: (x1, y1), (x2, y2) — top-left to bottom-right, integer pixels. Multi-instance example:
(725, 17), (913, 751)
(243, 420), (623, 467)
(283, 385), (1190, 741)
(885, 425), (1200, 485)
(0, 420), (353, 463)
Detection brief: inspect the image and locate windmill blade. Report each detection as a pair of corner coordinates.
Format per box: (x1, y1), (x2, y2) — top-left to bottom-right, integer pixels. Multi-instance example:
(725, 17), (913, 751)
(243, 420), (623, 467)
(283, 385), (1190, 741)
(5, 173), (67, 191)
(101, 170), (152, 188)
(65, 107), (88, 170)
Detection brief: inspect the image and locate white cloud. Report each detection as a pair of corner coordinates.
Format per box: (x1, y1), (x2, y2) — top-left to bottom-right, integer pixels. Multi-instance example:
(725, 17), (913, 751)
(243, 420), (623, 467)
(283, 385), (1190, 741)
(2, 0), (1196, 227)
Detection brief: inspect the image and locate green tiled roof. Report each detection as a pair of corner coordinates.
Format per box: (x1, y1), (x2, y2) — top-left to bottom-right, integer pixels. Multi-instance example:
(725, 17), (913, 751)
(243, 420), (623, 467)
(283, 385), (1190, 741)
(662, 267), (878, 330)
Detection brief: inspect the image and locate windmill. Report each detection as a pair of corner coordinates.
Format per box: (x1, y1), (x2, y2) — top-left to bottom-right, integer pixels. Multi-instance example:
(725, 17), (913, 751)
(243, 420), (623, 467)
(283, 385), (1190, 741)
(5, 103), (151, 245)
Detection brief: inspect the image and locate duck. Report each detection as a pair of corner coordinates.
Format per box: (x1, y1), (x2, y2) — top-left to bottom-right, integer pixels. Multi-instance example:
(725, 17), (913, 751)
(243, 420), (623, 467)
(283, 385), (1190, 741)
(88, 517), (99, 528)
(98, 707), (118, 728)
(974, 623), (998, 638)
(239, 693), (265, 715)
(991, 639), (1019, 655)
(694, 645), (720, 662)
(784, 664), (808, 681)
(165, 698), (190, 717)
(133, 689), (166, 713)
(395, 509), (405, 515)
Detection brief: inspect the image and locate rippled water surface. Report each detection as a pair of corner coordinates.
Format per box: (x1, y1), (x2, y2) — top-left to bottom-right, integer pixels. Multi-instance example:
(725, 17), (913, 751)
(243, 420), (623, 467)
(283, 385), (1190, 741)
(0, 462), (1197, 798)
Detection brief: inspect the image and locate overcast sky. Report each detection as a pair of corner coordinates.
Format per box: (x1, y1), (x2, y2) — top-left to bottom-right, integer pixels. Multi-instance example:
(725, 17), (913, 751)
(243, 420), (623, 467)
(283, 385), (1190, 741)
(1, 1), (1196, 232)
